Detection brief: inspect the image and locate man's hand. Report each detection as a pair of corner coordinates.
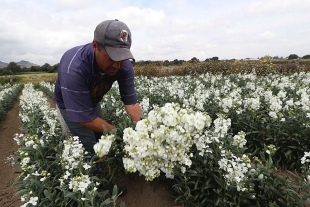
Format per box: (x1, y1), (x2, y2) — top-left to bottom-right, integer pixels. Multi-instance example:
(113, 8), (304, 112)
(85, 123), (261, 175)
(81, 117), (115, 133)
(125, 103), (141, 122)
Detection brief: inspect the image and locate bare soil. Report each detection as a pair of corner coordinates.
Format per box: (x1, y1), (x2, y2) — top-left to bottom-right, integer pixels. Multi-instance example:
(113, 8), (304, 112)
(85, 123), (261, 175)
(0, 95), (178, 207)
(0, 96), (23, 207)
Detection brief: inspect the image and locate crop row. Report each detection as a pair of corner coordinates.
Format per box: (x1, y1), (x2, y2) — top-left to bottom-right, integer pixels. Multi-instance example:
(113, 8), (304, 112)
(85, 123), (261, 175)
(0, 83), (22, 123)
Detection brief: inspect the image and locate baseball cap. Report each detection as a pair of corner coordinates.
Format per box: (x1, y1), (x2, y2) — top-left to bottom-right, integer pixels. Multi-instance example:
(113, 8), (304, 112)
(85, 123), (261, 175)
(94, 19), (134, 61)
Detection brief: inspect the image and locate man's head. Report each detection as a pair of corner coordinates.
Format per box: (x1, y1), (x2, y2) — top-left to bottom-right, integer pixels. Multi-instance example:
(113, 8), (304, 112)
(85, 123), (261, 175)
(94, 19), (134, 61)
(93, 19), (134, 76)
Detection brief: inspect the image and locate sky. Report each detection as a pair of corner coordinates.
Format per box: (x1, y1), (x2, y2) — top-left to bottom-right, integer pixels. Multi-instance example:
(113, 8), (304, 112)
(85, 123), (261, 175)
(1, 0), (310, 66)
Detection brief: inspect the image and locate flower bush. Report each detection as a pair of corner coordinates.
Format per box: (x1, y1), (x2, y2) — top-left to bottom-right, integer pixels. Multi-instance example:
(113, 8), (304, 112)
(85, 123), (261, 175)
(122, 102), (212, 181)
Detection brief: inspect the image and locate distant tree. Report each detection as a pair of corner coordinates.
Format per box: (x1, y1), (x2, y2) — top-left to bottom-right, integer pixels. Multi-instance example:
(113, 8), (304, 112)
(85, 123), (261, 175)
(30, 65), (40, 72)
(7, 62), (21, 74)
(52, 63), (60, 72)
(172, 59), (181, 65)
(153, 61), (162, 66)
(0, 68), (13, 75)
(288, 54), (299, 60)
(163, 60), (170, 66)
(22, 67), (31, 73)
(189, 57), (199, 63)
(273, 56), (279, 59)
(40, 63), (53, 72)
(211, 56), (219, 61)
(302, 55), (310, 59)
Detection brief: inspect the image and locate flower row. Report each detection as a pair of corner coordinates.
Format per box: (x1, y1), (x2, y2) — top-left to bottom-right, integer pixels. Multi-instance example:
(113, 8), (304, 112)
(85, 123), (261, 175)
(0, 83), (22, 123)
(16, 83), (120, 207)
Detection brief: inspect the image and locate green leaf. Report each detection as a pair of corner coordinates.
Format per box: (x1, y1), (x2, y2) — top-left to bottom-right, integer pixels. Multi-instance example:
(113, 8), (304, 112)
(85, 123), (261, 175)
(16, 189), (29, 196)
(284, 150), (292, 157)
(43, 189), (50, 198)
(120, 202), (126, 207)
(213, 174), (223, 186)
(112, 185), (118, 196)
(100, 198), (112, 207)
(65, 191), (79, 201)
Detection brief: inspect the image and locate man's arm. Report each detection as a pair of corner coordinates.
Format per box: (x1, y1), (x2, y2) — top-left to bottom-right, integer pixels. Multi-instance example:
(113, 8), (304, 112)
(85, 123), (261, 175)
(125, 103), (141, 122)
(81, 117), (115, 133)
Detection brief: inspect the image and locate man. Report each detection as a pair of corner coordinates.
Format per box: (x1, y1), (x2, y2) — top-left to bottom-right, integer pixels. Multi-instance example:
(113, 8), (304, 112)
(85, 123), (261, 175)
(54, 19), (141, 156)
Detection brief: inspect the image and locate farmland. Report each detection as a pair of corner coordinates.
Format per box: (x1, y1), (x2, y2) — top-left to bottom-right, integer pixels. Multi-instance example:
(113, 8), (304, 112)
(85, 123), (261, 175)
(1, 59), (310, 206)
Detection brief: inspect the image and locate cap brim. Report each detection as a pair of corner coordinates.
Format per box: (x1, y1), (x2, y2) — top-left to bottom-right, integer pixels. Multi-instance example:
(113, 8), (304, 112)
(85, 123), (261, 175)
(105, 46), (135, 61)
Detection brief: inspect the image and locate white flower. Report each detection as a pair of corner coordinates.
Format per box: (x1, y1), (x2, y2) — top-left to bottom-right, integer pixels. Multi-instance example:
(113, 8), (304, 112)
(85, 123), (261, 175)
(232, 131), (247, 148)
(93, 134), (115, 157)
(122, 103), (209, 181)
(62, 136), (85, 170)
(83, 163), (91, 170)
(69, 174), (91, 194)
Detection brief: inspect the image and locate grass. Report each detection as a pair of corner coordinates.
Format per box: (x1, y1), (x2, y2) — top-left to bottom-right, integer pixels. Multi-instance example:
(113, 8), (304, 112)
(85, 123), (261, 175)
(1, 59), (309, 85)
(0, 72), (57, 85)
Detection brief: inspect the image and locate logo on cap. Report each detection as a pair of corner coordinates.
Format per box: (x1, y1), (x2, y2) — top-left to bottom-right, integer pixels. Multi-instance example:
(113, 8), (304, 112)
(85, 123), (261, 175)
(119, 30), (128, 42)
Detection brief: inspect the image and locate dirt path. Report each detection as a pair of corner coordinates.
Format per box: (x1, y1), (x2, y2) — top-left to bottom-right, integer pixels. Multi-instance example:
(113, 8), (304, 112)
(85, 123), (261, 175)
(0, 93), (177, 207)
(0, 95), (23, 207)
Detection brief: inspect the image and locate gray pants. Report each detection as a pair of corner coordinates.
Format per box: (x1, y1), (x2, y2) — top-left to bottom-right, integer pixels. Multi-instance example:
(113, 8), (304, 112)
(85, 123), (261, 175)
(56, 104), (104, 156)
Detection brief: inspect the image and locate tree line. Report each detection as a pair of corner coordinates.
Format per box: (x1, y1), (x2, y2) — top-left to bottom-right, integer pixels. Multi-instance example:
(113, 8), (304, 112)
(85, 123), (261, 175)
(1, 54), (309, 76)
(0, 62), (59, 75)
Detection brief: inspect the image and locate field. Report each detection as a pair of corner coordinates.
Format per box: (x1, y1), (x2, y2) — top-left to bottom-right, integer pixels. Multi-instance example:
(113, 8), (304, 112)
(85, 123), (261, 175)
(1, 59), (310, 207)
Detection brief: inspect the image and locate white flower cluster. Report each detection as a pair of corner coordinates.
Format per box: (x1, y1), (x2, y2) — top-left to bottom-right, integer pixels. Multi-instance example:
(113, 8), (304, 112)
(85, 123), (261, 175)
(62, 136), (85, 170)
(39, 81), (55, 94)
(139, 97), (150, 118)
(123, 102), (212, 181)
(0, 83), (20, 102)
(194, 116), (231, 156)
(135, 72), (310, 123)
(21, 196), (38, 207)
(301, 151), (310, 165)
(301, 152), (310, 184)
(19, 83), (62, 137)
(218, 153), (252, 192)
(93, 134), (115, 157)
(59, 136), (93, 194)
(20, 156), (30, 171)
(14, 133), (42, 149)
(69, 174), (92, 194)
(20, 191), (38, 207)
(31, 170), (50, 182)
(232, 131), (247, 148)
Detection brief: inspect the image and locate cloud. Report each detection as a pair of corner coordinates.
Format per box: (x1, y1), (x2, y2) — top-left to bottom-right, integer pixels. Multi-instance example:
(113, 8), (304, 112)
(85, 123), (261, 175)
(53, 0), (95, 10)
(0, 0), (309, 65)
(246, 0), (310, 17)
(259, 31), (277, 38)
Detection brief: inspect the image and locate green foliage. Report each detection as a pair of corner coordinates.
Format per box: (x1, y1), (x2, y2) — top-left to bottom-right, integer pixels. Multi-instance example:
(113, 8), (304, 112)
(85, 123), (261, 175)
(302, 55), (310, 59)
(41, 63), (56, 73)
(288, 54), (299, 60)
(7, 62), (22, 73)
(0, 83), (22, 123)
